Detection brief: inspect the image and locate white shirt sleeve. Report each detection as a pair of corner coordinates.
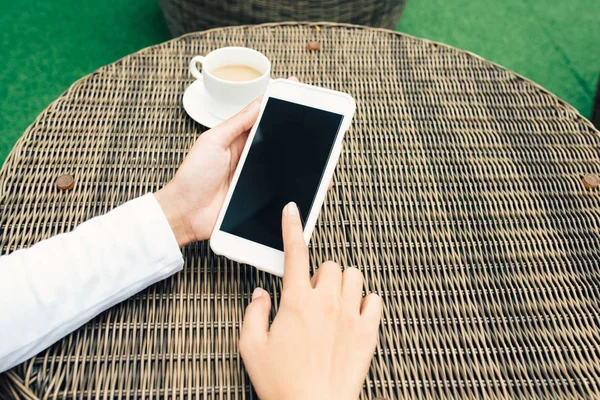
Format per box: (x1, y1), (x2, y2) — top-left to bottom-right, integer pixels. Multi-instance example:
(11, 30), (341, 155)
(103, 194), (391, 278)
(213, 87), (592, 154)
(0, 193), (184, 372)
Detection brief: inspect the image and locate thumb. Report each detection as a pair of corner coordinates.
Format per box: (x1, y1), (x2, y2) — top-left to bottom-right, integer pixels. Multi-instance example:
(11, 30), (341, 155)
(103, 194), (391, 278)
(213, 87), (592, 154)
(206, 98), (261, 147)
(240, 288), (272, 348)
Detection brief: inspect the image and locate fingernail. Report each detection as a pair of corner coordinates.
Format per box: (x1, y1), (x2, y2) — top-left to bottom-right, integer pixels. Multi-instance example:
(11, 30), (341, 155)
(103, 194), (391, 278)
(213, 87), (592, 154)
(287, 202), (298, 216)
(252, 287), (263, 300)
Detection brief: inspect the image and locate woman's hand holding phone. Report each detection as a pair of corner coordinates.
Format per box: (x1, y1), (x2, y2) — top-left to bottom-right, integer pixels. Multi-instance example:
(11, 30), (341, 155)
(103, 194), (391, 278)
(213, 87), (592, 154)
(154, 97), (262, 247)
(239, 202), (383, 400)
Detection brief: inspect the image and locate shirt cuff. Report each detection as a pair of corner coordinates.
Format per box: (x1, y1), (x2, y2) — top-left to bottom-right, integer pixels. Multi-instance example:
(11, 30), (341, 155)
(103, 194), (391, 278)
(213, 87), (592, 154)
(130, 193), (184, 267)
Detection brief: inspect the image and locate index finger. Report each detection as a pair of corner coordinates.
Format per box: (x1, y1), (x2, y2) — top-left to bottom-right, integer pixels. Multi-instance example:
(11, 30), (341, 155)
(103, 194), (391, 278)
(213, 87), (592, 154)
(281, 202), (311, 291)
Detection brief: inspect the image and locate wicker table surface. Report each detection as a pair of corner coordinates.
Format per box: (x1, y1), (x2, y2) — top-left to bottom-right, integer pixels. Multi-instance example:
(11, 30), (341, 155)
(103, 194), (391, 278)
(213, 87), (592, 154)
(2, 22), (600, 399)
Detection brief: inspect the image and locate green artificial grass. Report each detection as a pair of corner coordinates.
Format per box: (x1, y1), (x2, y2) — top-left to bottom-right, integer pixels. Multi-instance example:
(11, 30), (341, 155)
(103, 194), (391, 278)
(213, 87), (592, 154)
(0, 0), (598, 167)
(398, 0), (599, 122)
(0, 1), (171, 167)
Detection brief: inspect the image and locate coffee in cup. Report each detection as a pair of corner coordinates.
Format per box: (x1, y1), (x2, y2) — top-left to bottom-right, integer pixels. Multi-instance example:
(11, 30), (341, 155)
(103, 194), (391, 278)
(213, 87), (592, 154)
(211, 65), (263, 82)
(189, 47), (271, 120)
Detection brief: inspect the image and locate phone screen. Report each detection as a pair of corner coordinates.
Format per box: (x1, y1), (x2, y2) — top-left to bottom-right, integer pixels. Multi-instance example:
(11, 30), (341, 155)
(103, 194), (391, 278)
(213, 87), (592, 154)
(220, 97), (344, 251)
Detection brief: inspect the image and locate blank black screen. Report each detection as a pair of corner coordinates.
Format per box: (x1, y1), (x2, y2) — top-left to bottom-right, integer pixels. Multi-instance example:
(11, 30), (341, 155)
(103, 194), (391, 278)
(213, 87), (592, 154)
(221, 98), (344, 251)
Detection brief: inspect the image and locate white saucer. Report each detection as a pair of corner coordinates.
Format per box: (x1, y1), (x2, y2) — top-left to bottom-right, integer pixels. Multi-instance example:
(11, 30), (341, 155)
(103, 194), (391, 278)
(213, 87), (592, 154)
(182, 80), (225, 128)
(183, 79), (273, 128)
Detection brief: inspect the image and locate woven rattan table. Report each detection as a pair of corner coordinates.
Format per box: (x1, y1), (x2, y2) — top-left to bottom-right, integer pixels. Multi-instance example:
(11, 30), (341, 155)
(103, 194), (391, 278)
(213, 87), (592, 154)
(2, 22), (600, 399)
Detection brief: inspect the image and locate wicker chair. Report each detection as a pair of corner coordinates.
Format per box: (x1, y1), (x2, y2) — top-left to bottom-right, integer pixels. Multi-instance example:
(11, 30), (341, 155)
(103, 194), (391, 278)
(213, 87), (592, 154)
(159, 0), (407, 37)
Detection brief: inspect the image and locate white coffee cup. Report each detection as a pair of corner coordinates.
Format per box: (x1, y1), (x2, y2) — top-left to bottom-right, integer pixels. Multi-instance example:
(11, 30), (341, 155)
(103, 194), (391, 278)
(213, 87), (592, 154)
(189, 47), (271, 120)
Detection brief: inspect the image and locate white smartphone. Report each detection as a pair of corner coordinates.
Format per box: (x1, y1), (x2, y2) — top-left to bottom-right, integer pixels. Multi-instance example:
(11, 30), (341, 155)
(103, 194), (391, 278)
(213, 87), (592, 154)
(210, 79), (356, 276)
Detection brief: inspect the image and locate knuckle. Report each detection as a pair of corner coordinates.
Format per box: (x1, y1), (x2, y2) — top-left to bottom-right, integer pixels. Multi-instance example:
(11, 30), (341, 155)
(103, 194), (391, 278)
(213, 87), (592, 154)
(342, 312), (358, 330)
(320, 261), (342, 279)
(285, 241), (306, 256)
(370, 293), (384, 311)
(344, 266), (363, 282)
(321, 260), (340, 270)
(363, 302), (384, 324)
(293, 241), (308, 254)
(320, 291), (341, 314)
(232, 118), (246, 134)
(281, 291), (308, 313)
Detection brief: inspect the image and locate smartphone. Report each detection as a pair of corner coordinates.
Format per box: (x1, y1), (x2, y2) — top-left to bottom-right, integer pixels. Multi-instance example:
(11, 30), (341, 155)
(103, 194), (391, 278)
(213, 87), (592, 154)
(210, 79), (356, 276)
